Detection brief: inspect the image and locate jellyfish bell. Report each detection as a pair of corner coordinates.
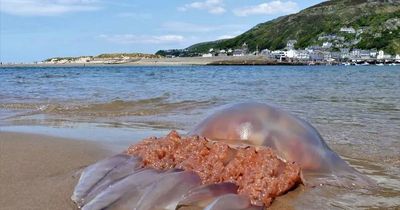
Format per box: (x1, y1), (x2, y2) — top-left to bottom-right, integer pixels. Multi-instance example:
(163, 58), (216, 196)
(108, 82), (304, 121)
(189, 102), (375, 187)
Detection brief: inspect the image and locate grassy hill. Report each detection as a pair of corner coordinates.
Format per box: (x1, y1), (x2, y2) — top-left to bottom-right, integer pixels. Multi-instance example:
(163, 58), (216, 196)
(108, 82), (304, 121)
(185, 0), (400, 55)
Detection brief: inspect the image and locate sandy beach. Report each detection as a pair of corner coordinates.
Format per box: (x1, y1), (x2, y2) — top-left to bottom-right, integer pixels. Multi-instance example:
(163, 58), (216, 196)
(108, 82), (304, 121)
(0, 131), (299, 210)
(0, 132), (113, 210)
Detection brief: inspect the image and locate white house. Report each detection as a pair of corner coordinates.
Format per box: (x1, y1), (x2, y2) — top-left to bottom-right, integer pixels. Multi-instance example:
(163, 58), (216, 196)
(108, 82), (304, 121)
(233, 49), (244, 57)
(377, 50), (391, 60)
(75, 57), (92, 63)
(340, 27), (356, 34)
(218, 50), (227, 56)
(296, 50), (310, 60)
(202, 53), (213, 58)
(260, 49), (271, 56)
(286, 49), (297, 58)
(369, 50), (378, 58)
(322, 42), (333, 48)
(286, 40), (297, 50)
(270, 50), (286, 60)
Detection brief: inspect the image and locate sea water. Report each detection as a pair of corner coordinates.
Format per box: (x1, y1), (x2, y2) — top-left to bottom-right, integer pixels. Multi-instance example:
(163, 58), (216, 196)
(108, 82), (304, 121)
(0, 65), (399, 208)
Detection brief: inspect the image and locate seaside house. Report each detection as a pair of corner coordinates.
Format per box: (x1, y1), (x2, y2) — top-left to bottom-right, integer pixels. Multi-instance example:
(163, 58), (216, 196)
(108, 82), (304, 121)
(91, 57), (109, 64)
(202, 53), (213, 58)
(323, 51), (333, 61)
(306, 45), (322, 53)
(351, 49), (362, 59)
(260, 49), (271, 57)
(360, 50), (372, 60)
(377, 50), (391, 60)
(286, 40), (297, 50)
(340, 48), (350, 59)
(74, 56), (92, 63)
(286, 49), (309, 61)
(227, 49), (233, 56)
(322, 42), (333, 49)
(233, 49), (245, 57)
(319, 34), (346, 44)
(218, 49), (227, 57)
(318, 34), (335, 40)
(369, 50), (378, 58)
(335, 43), (344, 48)
(340, 27), (356, 34)
(241, 43), (249, 54)
(270, 50), (287, 61)
(331, 52), (342, 61)
(309, 51), (324, 62)
(295, 50), (310, 61)
(286, 49), (297, 59)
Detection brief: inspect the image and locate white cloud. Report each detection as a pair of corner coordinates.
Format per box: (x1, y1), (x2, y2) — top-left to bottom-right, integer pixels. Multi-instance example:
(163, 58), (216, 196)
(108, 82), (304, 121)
(233, 1), (299, 17)
(178, 0), (225, 14)
(98, 34), (185, 44)
(0, 0), (100, 16)
(162, 21), (217, 33)
(116, 12), (152, 19)
(162, 21), (246, 34)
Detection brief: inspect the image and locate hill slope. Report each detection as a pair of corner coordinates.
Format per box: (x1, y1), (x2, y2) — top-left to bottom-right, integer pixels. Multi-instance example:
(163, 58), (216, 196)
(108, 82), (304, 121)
(186, 0), (400, 54)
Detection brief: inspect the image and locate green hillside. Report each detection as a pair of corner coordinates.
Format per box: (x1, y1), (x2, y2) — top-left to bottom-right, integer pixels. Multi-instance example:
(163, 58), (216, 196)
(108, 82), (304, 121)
(185, 0), (400, 55)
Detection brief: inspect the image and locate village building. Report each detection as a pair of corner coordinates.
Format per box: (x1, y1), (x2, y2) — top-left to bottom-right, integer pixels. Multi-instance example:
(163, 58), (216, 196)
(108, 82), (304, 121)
(202, 53), (213, 58)
(306, 45), (322, 52)
(241, 43), (249, 54)
(377, 50), (391, 60)
(359, 50), (372, 60)
(331, 52), (342, 61)
(309, 51), (325, 61)
(295, 50), (310, 60)
(340, 27), (356, 34)
(270, 50), (286, 60)
(340, 48), (350, 59)
(369, 50), (378, 58)
(323, 51), (333, 61)
(322, 42), (333, 49)
(286, 49), (297, 59)
(260, 49), (271, 57)
(286, 40), (297, 50)
(218, 49), (227, 57)
(233, 49), (245, 57)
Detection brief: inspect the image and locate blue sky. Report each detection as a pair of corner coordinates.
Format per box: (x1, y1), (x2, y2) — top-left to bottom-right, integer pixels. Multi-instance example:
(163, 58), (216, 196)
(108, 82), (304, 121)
(0, 0), (323, 63)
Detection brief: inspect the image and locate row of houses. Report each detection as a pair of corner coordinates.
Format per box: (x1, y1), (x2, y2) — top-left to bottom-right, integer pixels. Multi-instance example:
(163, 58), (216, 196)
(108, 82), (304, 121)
(260, 48), (398, 62)
(202, 38), (399, 63)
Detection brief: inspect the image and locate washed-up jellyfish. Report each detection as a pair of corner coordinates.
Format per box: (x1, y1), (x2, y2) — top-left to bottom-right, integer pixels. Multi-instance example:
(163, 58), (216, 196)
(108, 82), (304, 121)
(71, 102), (375, 210)
(189, 102), (376, 187)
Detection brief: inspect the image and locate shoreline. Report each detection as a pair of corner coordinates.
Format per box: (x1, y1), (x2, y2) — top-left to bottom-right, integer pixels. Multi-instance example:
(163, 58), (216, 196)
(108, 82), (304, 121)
(0, 132), (113, 210)
(2, 56), (398, 68)
(0, 56), (332, 67)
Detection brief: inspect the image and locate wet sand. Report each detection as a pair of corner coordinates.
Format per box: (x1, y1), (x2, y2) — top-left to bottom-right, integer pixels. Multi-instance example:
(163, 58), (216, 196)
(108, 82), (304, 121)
(0, 132), (113, 210)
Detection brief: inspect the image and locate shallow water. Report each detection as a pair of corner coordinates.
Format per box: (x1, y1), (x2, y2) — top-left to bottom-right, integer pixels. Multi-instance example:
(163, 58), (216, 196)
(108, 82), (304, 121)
(0, 65), (399, 208)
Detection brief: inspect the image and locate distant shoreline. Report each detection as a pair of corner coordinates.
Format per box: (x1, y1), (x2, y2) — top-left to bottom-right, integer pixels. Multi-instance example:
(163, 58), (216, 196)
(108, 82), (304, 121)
(3, 56), (398, 68)
(0, 56), (328, 67)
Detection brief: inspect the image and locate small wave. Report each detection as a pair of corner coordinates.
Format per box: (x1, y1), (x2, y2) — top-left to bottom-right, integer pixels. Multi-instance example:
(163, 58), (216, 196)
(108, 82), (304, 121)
(40, 73), (68, 79)
(0, 96), (218, 118)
